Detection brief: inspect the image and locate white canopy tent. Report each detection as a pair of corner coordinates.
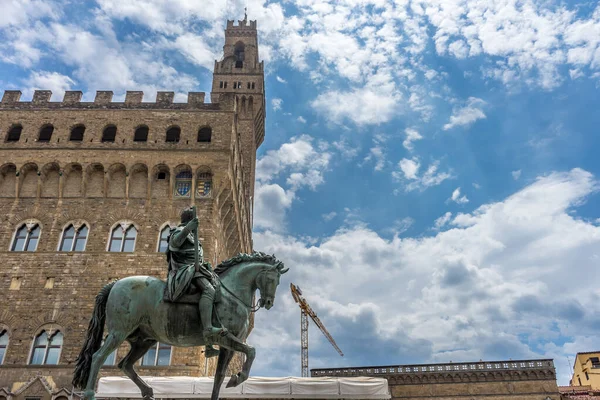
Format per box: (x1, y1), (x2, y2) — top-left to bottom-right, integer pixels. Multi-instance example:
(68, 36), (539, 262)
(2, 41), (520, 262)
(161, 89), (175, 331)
(96, 376), (390, 399)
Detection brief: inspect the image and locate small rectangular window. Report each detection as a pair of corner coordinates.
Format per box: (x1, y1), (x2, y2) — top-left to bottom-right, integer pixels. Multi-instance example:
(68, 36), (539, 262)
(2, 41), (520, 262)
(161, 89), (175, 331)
(224, 82), (227, 88)
(252, 82), (255, 89)
(238, 81), (241, 88)
(219, 81), (223, 88)
(247, 82), (251, 89)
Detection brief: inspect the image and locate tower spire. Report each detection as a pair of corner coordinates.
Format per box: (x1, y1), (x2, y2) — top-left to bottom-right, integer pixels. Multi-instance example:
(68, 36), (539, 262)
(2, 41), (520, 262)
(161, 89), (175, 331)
(244, 7), (247, 22)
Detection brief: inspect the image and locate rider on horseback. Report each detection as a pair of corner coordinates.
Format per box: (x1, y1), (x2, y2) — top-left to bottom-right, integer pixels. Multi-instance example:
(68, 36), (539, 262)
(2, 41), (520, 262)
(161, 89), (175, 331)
(166, 207), (228, 353)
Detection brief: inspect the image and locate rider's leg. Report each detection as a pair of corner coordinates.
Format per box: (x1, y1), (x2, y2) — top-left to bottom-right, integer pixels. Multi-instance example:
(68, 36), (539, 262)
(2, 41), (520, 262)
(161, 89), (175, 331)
(193, 277), (228, 341)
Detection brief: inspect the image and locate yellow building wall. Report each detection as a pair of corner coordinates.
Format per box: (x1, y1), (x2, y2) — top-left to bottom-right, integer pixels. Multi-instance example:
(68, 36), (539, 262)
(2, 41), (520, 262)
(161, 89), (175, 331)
(571, 352), (600, 389)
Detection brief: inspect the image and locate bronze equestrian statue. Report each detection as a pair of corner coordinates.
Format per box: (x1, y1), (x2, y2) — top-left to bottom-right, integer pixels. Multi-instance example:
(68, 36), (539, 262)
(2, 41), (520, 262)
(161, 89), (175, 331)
(165, 207), (225, 357)
(72, 207), (288, 400)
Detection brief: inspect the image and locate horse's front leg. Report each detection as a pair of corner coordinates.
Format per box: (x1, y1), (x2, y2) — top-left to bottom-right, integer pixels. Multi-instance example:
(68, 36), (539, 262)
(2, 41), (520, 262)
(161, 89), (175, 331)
(214, 333), (255, 388)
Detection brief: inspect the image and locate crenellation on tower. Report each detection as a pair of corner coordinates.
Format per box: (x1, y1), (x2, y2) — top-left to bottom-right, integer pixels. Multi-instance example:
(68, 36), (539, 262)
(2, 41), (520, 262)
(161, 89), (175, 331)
(94, 90), (114, 104)
(1, 90), (21, 103)
(63, 90), (83, 104)
(0, 90), (216, 110)
(32, 90), (52, 104)
(156, 91), (175, 105)
(125, 90), (143, 104)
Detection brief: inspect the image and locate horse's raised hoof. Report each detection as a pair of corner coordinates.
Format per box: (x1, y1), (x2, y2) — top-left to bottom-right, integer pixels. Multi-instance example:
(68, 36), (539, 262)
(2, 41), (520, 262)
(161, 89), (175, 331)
(226, 374), (239, 388)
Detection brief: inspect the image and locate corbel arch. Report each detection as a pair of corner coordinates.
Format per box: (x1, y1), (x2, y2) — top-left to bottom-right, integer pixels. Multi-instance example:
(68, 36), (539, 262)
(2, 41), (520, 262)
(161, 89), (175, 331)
(40, 162), (60, 198)
(0, 163), (17, 197)
(107, 163), (126, 198)
(18, 163), (39, 197)
(85, 163), (105, 197)
(129, 163), (148, 199)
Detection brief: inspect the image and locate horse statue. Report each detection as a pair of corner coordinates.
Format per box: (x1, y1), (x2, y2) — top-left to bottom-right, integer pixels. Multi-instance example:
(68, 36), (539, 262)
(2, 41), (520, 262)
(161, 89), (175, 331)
(72, 252), (288, 400)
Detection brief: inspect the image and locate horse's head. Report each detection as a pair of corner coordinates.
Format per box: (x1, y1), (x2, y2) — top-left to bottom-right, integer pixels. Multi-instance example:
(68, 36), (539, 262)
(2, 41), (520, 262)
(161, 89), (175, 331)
(256, 261), (288, 310)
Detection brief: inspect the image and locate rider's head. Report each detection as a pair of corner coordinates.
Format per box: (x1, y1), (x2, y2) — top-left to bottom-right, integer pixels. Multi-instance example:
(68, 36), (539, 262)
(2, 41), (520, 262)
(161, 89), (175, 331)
(181, 207), (194, 224)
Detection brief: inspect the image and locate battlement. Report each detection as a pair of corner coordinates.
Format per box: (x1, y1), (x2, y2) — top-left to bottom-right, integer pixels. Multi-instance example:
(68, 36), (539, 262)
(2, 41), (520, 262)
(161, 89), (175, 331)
(0, 90), (219, 110)
(226, 18), (257, 31)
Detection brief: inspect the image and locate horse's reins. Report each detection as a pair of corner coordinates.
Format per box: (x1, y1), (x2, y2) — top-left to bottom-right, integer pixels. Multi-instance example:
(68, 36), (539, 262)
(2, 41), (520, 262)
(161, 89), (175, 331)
(220, 280), (262, 313)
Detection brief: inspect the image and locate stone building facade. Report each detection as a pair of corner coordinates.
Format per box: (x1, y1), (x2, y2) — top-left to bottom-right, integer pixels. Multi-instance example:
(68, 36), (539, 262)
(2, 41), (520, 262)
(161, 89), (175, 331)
(312, 359), (560, 400)
(0, 17), (264, 399)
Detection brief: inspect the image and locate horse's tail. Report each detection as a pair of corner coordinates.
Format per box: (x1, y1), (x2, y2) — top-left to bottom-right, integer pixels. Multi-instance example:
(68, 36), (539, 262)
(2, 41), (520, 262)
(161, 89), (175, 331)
(72, 281), (116, 389)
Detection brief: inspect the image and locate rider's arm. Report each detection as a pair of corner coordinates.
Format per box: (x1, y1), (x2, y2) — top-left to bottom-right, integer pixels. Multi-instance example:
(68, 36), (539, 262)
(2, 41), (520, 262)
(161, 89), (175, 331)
(170, 227), (190, 248)
(170, 218), (198, 248)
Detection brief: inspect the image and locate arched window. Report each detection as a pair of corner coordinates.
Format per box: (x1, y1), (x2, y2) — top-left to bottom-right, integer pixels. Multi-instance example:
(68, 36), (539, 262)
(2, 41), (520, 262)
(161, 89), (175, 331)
(30, 330), (62, 365)
(158, 226), (171, 252)
(174, 170), (192, 198)
(141, 342), (171, 366)
(102, 125), (117, 142)
(196, 172), (212, 198)
(11, 223), (40, 252)
(134, 126), (149, 142)
(109, 224), (137, 252)
(0, 330), (8, 364)
(197, 127), (212, 143)
(70, 125), (85, 141)
(234, 42), (245, 68)
(6, 125), (22, 142)
(38, 124), (54, 142)
(166, 126), (180, 143)
(59, 224), (88, 251)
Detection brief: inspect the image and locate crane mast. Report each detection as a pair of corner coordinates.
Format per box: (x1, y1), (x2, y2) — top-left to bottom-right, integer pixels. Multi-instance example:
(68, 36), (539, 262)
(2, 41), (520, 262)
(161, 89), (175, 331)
(290, 283), (343, 377)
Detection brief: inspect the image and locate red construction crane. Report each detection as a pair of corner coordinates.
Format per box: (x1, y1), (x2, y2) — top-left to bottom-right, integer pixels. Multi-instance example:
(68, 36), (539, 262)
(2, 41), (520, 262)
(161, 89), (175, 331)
(290, 283), (343, 377)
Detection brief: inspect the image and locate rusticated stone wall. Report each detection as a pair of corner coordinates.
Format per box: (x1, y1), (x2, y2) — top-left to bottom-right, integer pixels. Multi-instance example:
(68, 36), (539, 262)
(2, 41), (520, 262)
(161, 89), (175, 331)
(0, 17), (266, 400)
(0, 91), (255, 395)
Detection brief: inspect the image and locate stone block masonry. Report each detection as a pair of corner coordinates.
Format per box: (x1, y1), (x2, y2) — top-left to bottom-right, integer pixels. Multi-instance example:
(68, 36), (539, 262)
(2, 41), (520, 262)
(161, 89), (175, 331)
(0, 17), (266, 399)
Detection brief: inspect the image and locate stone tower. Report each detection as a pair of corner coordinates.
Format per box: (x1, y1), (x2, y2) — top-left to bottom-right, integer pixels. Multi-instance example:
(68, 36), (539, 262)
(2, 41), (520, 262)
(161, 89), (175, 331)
(211, 14), (265, 204)
(0, 18), (263, 399)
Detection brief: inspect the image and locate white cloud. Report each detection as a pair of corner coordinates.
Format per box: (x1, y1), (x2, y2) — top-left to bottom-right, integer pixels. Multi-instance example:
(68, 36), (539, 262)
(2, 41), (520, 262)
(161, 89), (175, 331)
(434, 211), (453, 230)
(24, 71), (75, 99)
(363, 134), (388, 171)
(253, 184), (295, 231)
(322, 212), (337, 222)
(0, 0), (58, 29)
(394, 158), (453, 192)
(450, 187), (469, 204)
(443, 97), (487, 130)
(332, 138), (359, 159)
(512, 170), (522, 180)
(272, 98), (283, 111)
(254, 135), (332, 231)
(173, 33), (217, 70)
(297, 116), (307, 123)
(311, 83), (399, 126)
(252, 169), (600, 384)
(403, 128), (423, 151)
(276, 75), (287, 83)
(398, 158), (420, 180)
(387, 217), (415, 236)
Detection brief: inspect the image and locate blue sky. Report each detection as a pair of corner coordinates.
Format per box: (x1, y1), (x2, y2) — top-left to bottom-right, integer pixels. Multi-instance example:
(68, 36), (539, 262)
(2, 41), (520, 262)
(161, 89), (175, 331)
(2, 0), (600, 386)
